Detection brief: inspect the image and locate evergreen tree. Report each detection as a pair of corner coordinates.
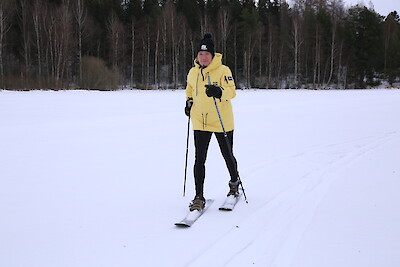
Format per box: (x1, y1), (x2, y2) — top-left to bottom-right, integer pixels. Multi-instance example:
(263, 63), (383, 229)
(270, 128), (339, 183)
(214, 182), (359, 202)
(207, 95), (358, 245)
(176, 0), (201, 32)
(125, 0), (143, 22)
(345, 6), (384, 86)
(383, 11), (400, 85)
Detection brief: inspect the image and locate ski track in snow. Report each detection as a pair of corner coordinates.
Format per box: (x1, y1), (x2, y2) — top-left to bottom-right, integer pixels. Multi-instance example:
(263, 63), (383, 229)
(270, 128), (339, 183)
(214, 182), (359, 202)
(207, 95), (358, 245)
(185, 131), (399, 266)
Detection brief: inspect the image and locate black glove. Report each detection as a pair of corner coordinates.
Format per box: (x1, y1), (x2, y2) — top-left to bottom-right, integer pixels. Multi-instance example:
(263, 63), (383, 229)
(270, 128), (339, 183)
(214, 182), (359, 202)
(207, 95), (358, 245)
(184, 98), (193, 117)
(205, 85), (222, 98)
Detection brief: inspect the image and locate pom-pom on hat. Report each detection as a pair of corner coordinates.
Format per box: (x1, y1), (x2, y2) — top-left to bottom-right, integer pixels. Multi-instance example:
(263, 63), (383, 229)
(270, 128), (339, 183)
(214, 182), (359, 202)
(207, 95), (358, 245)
(197, 33), (215, 57)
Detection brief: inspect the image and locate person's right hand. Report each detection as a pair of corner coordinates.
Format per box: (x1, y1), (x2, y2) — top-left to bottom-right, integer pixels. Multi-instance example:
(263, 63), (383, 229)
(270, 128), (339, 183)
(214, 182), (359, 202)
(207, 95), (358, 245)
(185, 98), (193, 117)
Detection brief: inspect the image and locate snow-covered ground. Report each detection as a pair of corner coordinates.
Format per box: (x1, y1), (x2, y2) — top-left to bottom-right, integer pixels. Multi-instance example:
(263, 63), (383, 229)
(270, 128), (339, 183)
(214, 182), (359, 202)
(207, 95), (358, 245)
(1, 89), (399, 267)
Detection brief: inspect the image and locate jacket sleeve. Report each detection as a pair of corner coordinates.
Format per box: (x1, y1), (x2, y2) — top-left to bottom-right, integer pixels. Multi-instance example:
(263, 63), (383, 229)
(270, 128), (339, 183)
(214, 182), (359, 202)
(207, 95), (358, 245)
(185, 69), (193, 100)
(220, 66), (236, 101)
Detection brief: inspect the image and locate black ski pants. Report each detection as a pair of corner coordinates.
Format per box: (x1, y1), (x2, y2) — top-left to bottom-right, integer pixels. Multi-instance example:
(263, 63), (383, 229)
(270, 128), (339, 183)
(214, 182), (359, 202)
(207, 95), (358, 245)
(193, 130), (238, 198)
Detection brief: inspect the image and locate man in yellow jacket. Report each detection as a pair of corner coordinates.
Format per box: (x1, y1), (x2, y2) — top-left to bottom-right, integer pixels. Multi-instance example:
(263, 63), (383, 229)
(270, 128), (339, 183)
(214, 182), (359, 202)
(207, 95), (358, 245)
(185, 33), (239, 211)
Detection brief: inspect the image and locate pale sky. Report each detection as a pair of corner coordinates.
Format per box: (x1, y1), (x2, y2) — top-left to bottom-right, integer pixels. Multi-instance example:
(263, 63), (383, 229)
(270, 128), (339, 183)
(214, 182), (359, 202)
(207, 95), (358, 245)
(286, 0), (399, 17)
(342, 0), (398, 16)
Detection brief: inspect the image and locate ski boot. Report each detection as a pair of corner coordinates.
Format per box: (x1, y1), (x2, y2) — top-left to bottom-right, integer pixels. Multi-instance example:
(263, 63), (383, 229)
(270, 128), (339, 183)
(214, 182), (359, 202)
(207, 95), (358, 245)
(189, 196), (205, 211)
(227, 180), (240, 197)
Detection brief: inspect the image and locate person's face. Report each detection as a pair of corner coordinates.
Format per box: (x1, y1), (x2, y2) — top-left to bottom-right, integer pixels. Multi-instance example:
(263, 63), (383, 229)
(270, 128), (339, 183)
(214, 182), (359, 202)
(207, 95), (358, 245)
(197, 51), (213, 67)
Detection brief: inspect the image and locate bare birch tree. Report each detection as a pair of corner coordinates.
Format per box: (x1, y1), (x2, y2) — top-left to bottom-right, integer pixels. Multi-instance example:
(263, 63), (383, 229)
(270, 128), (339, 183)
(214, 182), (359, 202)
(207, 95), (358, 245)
(241, 8), (259, 88)
(218, 6), (231, 63)
(32, 0), (45, 84)
(47, 1), (73, 88)
(0, 0), (14, 87)
(325, 0), (344, 87)
(73, 0), (87, 85)
(108, 13), (123, 69)
(163, 0), (179, 88)
(108, 12), (125, 88)
(18, 0), (31, 88)
(154, 26), (160, 88)
(291, 13), (304, 88)
(266, 18), (278, 88)
(130, 19), (135, 87)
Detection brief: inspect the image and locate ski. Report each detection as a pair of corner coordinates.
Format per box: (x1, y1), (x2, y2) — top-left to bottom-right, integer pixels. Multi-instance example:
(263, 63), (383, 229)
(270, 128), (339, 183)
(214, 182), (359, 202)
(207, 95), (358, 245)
(175, 199), (214, 227)
(219, 189), (243, 211)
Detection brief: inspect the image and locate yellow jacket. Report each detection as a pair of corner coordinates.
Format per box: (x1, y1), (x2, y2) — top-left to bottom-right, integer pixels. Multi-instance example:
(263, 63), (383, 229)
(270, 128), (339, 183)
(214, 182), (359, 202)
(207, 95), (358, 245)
(185, 53), (236, 132)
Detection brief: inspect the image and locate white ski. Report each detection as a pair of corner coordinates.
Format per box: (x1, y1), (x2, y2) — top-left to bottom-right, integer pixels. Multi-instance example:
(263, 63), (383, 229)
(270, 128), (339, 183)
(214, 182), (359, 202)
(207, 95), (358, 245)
(175, 199), (214, 227)
(219, 189), (243, 211)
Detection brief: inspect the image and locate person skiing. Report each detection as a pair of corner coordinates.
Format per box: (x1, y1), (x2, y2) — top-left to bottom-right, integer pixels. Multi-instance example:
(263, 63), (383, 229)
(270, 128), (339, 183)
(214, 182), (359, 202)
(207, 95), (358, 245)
(184, 33), (240, 211)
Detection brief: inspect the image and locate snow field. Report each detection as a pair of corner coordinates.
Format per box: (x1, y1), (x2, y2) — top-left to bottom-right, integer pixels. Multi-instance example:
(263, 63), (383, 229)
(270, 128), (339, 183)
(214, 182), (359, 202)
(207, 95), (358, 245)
(0, 89), (399, 267)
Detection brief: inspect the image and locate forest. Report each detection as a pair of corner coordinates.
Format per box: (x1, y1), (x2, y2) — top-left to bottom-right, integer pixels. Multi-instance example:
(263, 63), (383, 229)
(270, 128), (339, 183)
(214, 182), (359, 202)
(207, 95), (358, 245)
(1, 0), (399, 90)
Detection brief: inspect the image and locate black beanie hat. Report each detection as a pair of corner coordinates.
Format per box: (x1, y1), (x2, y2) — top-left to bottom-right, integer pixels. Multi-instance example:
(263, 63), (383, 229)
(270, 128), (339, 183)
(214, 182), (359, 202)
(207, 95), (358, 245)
(197, 33), (215, 57)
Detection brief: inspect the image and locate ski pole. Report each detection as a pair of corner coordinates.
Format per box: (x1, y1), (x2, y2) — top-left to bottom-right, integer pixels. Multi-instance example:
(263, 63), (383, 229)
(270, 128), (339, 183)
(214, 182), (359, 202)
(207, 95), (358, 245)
(208, 76), (248, 203)
(183, 115), (190, 197)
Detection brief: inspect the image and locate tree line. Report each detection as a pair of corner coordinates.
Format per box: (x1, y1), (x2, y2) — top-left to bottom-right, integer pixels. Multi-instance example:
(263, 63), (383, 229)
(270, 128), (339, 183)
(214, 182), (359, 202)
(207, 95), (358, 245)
(1, 0), (399, 90)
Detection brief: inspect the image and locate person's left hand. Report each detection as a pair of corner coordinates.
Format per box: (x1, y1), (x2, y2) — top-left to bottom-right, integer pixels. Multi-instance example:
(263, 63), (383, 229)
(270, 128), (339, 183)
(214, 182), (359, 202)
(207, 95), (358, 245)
(205, 85), (222, 98)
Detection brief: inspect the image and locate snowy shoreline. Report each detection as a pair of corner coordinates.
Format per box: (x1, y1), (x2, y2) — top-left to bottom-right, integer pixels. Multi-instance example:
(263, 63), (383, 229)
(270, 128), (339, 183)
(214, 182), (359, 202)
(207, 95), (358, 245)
(2, 84), (400, 92)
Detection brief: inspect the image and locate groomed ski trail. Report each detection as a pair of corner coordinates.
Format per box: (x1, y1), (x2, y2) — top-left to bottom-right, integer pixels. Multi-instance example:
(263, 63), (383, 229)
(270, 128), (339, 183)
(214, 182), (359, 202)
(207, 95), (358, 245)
(183, 132), (399, 267)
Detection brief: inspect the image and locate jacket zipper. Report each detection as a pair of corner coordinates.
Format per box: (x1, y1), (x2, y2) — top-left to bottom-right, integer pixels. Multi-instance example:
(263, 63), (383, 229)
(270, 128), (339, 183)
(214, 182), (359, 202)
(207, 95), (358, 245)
(196, 71), (200, 96)
(202, 113), (209, 129)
